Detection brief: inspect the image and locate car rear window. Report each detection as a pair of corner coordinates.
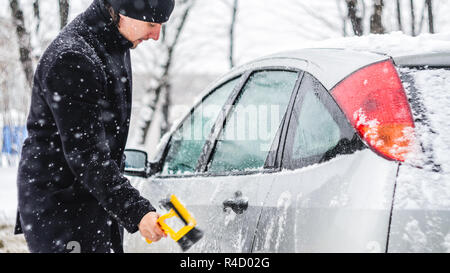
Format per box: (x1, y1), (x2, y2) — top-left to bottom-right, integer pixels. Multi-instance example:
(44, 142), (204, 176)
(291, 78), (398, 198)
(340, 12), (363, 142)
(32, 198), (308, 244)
(398, 67), (450, 170)
(389, 66), (450, 252)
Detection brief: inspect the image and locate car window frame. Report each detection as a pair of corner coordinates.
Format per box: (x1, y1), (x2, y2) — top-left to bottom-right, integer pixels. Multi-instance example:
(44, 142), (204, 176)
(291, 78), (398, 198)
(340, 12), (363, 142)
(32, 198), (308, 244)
(155, 67), (305, 179)
(279, 72), (364, 170)
(202, 67), (305, 176)
(155, 74), (245, 177)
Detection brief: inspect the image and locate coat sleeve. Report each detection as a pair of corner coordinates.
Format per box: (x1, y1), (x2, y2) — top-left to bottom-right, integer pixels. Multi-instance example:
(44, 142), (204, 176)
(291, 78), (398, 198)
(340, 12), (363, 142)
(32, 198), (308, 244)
(43, 51), (155, 234)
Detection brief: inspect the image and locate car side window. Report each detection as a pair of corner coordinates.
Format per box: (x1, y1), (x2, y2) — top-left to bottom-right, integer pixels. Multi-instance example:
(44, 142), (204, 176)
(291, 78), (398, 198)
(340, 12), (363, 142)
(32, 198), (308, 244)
(207, 70), (299, 173)
(283, 73), (362, 169)
(293, 81), (341, 159)
(161, 78), (240, 175)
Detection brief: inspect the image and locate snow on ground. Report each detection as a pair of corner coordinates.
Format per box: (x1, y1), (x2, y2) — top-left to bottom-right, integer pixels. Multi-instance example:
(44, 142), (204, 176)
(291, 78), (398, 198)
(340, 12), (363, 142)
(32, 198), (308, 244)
(0, 167), (28, 253)
(0, 225), (28, 253)
(0, 167), (19, 224)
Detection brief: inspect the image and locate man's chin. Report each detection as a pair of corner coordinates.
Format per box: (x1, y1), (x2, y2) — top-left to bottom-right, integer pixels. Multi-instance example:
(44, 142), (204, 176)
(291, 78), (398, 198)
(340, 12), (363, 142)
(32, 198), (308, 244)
(131, 40), (143, 49)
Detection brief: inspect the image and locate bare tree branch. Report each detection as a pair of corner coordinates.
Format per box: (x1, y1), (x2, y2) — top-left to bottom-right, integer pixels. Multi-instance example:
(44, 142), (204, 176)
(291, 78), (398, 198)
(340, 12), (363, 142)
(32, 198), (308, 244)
(139, 0), (197, 145)
(410, 0), (416, 36)
(370, 0), (384, 34)
(396, 0), (403, 31)
(229, 0), (238, 68)
(160, 84), (171, 137)
(426, 0), (435, 33)
(336, 0), (348, 36)
(218, 0), (233, 9)
(9, 0), (34, 88)
(33, 0), (40, 33)
(346, 0), (364, 36)
(59, 0), (70, 29)
(295, 1), (342, 33)
(418, 0), (428, 34)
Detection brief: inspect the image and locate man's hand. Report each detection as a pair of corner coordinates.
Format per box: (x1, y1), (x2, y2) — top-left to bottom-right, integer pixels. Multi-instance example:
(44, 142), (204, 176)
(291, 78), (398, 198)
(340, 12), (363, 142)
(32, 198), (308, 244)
(138, 212), (167, 242)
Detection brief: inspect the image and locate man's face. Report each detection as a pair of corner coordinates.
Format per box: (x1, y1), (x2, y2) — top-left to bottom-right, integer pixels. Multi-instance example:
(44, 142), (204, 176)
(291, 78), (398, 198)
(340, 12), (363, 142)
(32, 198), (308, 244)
(117, 14), (162, 49)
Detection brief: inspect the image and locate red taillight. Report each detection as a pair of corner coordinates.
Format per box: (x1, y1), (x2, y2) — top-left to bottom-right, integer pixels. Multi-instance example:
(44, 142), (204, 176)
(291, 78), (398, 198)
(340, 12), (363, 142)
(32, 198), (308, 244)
(331, 60), (415, 161)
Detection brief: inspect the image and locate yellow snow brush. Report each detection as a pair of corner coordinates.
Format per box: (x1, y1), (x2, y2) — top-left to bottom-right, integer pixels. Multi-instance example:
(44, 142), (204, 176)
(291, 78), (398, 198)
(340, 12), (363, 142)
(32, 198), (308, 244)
(146, 194), (203, 252)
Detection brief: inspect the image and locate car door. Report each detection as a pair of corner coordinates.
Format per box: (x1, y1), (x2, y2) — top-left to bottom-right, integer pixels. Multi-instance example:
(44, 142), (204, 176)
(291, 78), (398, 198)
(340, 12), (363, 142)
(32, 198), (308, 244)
(197, 69), (301, 253)
(124, 76), (242, 253)
(252, 72), (400, 253)
(124, 69), (302, 253)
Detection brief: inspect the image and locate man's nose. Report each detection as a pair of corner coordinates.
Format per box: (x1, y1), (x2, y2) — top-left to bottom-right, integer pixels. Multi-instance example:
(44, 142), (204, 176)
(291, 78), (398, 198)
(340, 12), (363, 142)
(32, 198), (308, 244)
(149, 25), (162, 41)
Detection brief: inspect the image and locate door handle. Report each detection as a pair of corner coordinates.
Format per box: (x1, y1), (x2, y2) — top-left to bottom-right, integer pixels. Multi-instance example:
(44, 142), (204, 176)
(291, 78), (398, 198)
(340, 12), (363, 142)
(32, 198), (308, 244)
(223, 191), (248, 214)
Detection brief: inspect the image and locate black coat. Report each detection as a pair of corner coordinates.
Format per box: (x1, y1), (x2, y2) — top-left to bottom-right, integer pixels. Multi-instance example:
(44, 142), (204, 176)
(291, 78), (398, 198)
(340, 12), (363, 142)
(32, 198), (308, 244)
(15, 0), (155, 253)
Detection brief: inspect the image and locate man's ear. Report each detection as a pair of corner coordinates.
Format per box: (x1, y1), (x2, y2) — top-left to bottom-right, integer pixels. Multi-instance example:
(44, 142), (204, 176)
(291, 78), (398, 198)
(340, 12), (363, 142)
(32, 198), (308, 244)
(108, 6), (120, 26)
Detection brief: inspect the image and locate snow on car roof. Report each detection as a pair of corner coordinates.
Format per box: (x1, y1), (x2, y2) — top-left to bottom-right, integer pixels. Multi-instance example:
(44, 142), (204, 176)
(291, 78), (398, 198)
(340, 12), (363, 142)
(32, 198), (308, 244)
(202, 32), (450, 98)
(220, 48), (389, 90)
(300, 31), (450, 57)
(302, 32), (450, 67)
(251, 48), (390, 90)
(394, 52), (450, 67)
(226, 32), (450, 89)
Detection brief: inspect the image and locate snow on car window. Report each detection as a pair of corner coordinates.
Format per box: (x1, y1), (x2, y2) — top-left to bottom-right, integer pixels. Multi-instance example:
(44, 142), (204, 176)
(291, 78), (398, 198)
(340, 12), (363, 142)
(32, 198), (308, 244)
(292, 81), (341, 159)
(208, 71), (298, 173)
(397, 67), (450, 208)
(162, 78), (240, 175)
(389, 67), (450, 252)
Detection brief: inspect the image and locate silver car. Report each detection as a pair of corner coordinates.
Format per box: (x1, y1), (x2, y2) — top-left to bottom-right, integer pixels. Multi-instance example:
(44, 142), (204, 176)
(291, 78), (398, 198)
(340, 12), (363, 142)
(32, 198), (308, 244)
(123, 48), (450, 253)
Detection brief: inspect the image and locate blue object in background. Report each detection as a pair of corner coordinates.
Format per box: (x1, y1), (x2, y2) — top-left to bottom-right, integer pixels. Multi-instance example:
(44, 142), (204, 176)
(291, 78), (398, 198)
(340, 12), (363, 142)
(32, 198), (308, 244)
(2, 126), (28, 155)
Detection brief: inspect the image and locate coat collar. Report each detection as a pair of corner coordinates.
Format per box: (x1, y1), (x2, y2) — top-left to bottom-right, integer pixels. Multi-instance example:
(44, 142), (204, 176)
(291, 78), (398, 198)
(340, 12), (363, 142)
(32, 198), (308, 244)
(82, 0), (133, 52)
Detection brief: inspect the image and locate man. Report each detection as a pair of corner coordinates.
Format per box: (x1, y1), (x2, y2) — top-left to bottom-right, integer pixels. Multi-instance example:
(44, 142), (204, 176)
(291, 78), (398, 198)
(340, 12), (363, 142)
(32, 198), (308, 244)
(15, 0), (174, 253)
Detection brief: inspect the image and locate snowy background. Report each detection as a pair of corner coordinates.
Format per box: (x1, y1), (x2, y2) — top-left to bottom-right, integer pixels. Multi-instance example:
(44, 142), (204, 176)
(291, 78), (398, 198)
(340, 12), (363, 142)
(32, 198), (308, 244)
(1, 0), (449, 252)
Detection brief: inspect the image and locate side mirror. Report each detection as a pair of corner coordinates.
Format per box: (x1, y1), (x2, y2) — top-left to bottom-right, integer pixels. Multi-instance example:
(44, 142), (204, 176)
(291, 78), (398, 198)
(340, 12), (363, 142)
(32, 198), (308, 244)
(124, 149), (149, 178)
(124, 135), (172, 178)
(124, 149), (164, 178)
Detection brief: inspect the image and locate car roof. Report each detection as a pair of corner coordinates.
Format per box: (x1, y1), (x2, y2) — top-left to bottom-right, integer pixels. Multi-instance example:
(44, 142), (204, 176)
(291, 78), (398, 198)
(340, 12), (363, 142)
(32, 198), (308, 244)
(392, 52), (450, 68)
(219, 48), (450, 90)
(225, 48), (390, 90)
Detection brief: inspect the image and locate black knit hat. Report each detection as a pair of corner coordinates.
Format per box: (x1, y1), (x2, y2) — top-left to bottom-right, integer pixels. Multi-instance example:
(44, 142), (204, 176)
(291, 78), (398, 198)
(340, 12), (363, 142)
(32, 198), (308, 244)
(107, 0), (175, 23)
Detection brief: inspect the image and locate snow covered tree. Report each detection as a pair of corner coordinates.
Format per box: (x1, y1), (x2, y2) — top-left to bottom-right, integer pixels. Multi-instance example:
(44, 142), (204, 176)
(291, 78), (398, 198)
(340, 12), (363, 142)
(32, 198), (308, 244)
(9, 0), (34, 88)
(410, 0), (416, 35)
(425, 0), (434, 33)
(345, 0), (364, 36)
(58, 0), (70, 29)
(8, 0), (72, 89)
(0, 16), (29, 166)
(370, 0), (384, 34)
(220, 0), (239, 68)
(396, 0), (403, 31)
